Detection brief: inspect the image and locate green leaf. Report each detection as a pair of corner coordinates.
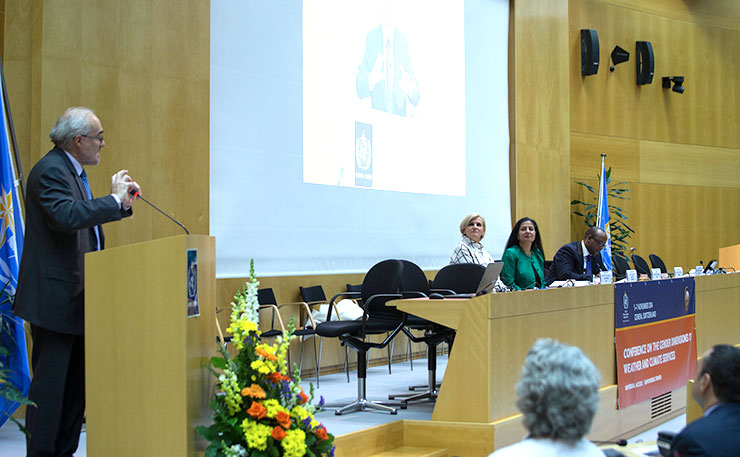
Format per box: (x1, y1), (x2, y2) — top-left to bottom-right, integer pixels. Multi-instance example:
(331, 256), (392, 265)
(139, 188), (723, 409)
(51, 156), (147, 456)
(210, 356), (227, 370)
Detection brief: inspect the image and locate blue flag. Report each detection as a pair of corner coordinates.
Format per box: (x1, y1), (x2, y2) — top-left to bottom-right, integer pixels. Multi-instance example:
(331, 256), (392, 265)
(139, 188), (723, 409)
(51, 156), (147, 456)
(0, 82), (29, 427)
(596, 155), (612, 271)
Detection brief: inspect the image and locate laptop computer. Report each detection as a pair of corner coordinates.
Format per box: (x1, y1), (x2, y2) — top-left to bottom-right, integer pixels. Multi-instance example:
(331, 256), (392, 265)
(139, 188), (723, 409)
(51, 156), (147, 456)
(475, 261), (504, 295)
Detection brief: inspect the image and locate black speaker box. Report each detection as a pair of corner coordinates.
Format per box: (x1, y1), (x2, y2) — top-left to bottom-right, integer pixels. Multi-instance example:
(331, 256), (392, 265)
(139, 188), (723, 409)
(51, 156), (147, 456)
(581, 29), (600, 76)
(636, 41), (654, 85)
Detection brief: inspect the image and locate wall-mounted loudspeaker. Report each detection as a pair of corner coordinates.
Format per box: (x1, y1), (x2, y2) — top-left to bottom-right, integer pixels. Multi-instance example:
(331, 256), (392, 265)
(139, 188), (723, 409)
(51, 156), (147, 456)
(636, 41), (654, 85)
(581, 29), (600, 76)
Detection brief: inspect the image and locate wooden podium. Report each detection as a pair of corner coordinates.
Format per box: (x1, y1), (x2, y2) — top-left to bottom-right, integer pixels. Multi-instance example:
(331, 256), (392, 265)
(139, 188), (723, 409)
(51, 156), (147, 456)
(85, 235), (217, 457)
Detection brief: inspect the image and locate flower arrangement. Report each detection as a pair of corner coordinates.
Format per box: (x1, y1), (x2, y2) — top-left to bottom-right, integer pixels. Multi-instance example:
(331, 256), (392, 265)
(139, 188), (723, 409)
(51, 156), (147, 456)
(198, 261), (335, 457)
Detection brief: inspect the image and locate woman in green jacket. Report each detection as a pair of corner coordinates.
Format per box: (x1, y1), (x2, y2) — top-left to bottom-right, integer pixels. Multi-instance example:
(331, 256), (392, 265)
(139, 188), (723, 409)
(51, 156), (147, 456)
(501, 217), (545, 290)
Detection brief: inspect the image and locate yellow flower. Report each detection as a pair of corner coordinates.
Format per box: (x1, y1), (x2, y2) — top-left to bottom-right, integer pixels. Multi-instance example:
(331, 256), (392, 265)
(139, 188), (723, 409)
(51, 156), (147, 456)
(241, 419), (272, 451)
(251, 359), (275, 375)
(281, 429), (307, 457)
(291, 405), (309, 421)
(262, 399), (288, 419)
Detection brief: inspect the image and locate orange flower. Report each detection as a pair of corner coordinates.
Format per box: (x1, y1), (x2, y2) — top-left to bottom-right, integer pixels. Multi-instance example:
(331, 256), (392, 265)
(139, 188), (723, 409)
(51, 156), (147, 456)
(246, 401), (267, 419)
(271, 426), (286, 441)
(275, 410), (292, 429)
(314, 425), (329, 441)
(241, 383), (267, 399)
(267, 372), (290, 383)
(256, 347), (278, 361)
(298, 386), (308, 404)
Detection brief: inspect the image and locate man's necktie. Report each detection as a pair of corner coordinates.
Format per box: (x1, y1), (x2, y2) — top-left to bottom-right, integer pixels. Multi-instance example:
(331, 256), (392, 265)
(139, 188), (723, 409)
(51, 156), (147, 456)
(585, 254), (592, 275)
(80, 170), (101, 251)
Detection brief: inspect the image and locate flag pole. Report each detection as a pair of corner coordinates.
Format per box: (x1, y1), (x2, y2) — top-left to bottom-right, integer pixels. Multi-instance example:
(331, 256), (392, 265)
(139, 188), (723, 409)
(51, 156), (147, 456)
(0, 58), (25, 197)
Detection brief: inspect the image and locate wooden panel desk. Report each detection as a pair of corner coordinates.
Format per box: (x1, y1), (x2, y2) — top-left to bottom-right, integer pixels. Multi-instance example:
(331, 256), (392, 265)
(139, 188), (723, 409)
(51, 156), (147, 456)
(393, 273), (740, 430)
(394, 284), (614, 422)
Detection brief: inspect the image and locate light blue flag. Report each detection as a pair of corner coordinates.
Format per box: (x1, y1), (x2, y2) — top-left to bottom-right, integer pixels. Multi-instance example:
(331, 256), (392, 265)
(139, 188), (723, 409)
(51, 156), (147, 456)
(596, 154), (612, 271)
(0, 82), (29, 427)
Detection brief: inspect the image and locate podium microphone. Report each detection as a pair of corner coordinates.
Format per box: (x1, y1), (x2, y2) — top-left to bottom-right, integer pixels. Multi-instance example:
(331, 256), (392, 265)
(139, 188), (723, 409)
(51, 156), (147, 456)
(130, 189), (190, 234)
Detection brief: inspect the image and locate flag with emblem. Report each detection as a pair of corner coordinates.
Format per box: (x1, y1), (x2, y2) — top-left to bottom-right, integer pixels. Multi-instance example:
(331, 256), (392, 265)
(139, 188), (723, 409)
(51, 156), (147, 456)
(596, 154), (612, 271)
(0, 65), (29, 427)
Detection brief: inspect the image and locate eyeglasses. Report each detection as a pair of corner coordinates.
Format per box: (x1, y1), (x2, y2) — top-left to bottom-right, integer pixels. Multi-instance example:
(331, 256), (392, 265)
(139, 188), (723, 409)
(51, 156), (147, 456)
(81, 134), (104, 143)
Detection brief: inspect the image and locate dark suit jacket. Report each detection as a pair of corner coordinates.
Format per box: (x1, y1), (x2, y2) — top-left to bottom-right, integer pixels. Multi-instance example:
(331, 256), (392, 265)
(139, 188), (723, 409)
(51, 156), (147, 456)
(670, 402), (740, 457)
(14, 147), (131, 335)
(545, 241), (605, 285)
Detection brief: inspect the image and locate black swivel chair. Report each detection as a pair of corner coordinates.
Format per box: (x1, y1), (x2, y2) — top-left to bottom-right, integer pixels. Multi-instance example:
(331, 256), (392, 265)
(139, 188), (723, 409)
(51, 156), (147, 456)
(387, 260), (455, 404)
(631, 254), (651, 276)
(315, 259), (407, 415)
(649, 254), (668, 275)
(613, 255), (630, 281)
(431, 263), (486, 294)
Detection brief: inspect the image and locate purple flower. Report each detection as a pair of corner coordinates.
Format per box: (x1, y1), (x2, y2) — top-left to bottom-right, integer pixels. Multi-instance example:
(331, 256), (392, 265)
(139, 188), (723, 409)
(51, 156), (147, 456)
(318, 396), (325, 407)
(330, 445), (336, 457)
(302, 416), (313, 429)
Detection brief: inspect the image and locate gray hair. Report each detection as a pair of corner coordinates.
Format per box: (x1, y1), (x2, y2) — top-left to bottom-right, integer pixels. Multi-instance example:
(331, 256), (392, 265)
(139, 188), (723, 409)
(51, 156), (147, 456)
(515, 338), (601, 443)
(49, 107), (97, 148)
(459, 213), (486, 239)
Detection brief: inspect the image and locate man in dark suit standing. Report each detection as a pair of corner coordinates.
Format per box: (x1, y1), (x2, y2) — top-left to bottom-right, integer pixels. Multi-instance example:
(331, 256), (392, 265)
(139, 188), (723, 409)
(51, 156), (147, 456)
(670, 344), (740, 457)
(14, 107), (140, 457)
(545, 227), (607, 285)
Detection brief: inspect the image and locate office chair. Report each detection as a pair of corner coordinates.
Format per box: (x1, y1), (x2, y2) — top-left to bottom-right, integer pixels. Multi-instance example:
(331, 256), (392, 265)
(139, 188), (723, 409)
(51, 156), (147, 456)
(631, 254), (651, 276)
(431, 263), (486, 294)
(649, 254), (668, 274)
(298, 285), (349, 385)
(387, 260), (455, 404)
(256, 288), (320, 384)
(613, 255), (630, 281)
(315, 259), (407, 415)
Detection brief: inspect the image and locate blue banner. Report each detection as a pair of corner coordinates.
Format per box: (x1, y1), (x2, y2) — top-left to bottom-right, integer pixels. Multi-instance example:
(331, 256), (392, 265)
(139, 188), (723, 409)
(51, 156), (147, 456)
(615, 277), (695, 329)
(0, 84), (29, 426)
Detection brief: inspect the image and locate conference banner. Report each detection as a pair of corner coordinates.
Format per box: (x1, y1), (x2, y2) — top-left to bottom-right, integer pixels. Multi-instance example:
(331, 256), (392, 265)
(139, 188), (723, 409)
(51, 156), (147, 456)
(615, 278), (697, 409)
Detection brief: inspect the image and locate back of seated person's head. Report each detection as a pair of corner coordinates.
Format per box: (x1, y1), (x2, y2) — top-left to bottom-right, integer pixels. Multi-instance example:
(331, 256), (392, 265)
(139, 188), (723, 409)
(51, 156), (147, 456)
(702, 344), (740, 403)
(516, 338), (601, 443)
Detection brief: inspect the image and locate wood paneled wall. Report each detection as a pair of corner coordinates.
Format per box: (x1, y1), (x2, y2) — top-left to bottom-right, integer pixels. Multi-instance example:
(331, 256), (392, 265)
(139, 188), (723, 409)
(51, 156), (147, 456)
(4, 0), (209, 248)
(510, 1), (572, 258)
(5, 0), (739, 370)
(569, 0), (740, 270)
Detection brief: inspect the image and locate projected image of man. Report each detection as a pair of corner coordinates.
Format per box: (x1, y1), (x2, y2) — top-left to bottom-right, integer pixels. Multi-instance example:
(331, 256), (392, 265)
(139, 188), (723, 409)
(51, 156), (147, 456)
(356, 0), (420, 117)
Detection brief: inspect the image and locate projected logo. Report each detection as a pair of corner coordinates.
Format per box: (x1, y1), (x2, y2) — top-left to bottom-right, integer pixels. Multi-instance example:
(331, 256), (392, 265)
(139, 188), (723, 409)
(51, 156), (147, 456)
(355, 122), (373, 187)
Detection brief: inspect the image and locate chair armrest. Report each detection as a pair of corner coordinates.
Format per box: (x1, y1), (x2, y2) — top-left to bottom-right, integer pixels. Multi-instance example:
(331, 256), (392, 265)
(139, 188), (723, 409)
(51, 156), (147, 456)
(399, 290), (428, 299)
(258, 304), (286, 332)
(430, 288), (456, 295)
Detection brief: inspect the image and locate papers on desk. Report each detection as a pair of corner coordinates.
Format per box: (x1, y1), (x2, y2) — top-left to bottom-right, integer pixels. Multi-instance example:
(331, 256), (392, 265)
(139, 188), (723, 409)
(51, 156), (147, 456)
(630, 444), (661, 456)
(548, 280), (591, 288)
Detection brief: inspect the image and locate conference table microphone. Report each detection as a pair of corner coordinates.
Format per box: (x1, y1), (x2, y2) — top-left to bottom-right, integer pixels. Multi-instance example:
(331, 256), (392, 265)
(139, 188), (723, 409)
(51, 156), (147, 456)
(591, 439), (628, 447)
(129, 189), (190, 235)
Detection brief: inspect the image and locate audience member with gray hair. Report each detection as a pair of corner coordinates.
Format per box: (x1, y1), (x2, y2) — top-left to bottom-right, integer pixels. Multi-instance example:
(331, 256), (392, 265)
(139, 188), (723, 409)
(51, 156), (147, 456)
(488, 338), (604, 457)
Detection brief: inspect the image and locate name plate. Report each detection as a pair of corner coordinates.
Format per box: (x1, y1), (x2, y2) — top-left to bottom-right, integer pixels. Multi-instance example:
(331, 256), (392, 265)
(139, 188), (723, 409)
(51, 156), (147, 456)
(695, 265), (704, 276)
(650, 268), (662, 280)
(626, 269), (638, 282)
(599, 270), (613, 284)
(673, 266), (683, 277)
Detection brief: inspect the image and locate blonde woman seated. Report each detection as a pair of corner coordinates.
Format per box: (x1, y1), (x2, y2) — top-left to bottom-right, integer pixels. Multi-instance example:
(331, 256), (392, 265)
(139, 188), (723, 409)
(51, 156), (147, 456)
(450, 213), (495, 265)
(489, 339), (603, 457)
(500, 217), (545, 290)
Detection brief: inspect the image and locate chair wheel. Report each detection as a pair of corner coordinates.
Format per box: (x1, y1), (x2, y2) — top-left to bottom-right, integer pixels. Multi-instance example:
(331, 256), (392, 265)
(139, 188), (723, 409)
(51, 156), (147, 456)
(391, 410), (398, 415)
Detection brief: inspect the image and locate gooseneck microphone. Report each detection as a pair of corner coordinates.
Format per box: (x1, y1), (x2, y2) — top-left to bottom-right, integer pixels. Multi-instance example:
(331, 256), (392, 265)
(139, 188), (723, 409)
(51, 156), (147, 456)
(592, 438), (628, 447)
(130, 189), (190, 235)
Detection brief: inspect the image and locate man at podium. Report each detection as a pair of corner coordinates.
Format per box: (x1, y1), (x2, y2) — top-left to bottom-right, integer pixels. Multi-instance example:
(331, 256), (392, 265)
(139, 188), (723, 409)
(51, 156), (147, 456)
(14, 107), (140, 457)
